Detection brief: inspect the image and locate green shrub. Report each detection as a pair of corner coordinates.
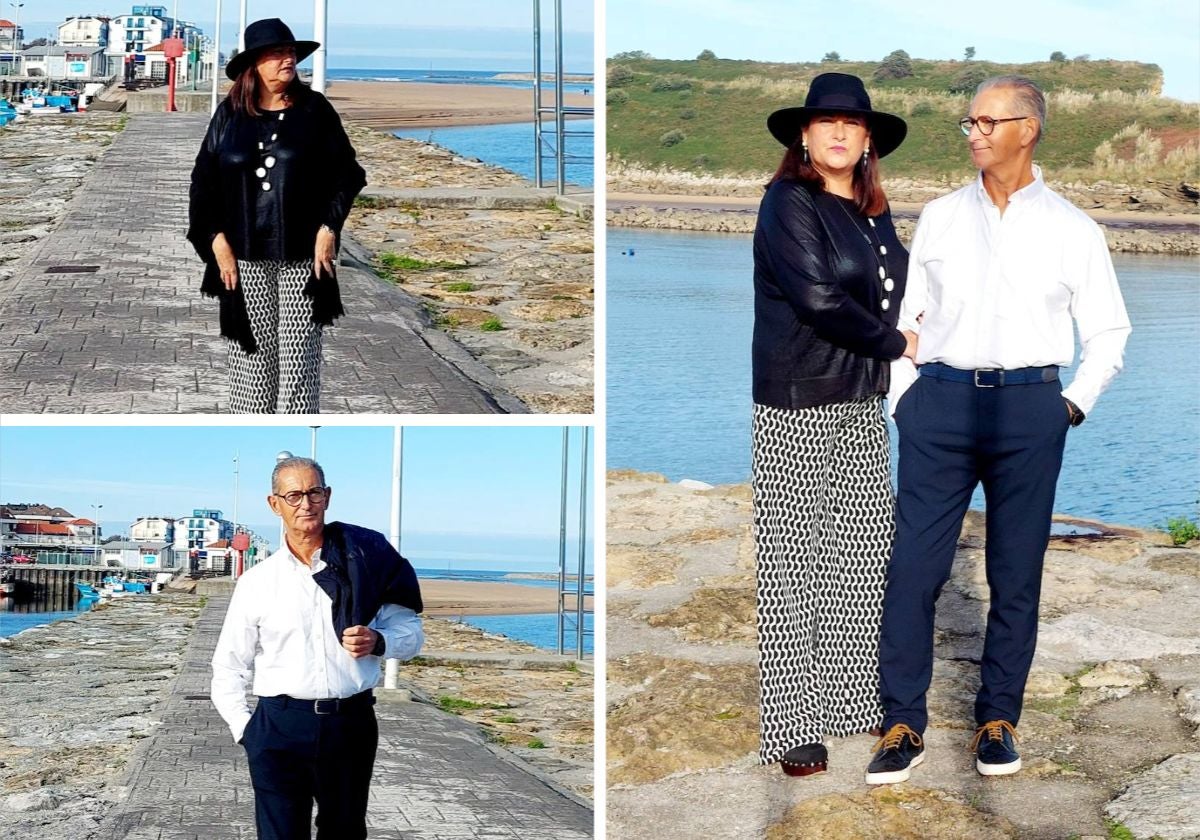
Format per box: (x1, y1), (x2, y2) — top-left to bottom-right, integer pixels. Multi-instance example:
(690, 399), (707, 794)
(1164, 516), (1200, 546)
(949, 66), (988, 95)
(480, 317), (505, 332)
(444, 281), (477, 293)
(1050, 51), (1068, 62)
(822, 51), (841, 63)
(527, 739), (547, 749)
(659, 129), (686, 147)
(651, 74), (692, 92)
(679, 108), (696, 120)
(874, 49), (913, 80)
(697, 49), (717, 61)
(607, 88), (629, 106)
(607, 64), (634, 87)
(911, 100), (935, 116)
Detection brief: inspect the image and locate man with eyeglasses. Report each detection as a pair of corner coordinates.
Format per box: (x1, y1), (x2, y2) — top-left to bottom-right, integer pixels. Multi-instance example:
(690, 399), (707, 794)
(211, 456), (424, 839)
(866, 75), (1130, 785)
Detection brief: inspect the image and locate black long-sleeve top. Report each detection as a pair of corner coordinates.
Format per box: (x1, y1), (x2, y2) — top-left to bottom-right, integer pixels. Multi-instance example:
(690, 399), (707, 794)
(752, 179), (909, 410)
(186, 88), (367, 353)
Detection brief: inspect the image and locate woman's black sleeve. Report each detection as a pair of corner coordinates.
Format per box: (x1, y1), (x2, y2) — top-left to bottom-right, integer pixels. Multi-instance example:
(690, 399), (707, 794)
(317, 97), (368, 235)
(759, 184), (907, 360)
(186, 105), (227, 265)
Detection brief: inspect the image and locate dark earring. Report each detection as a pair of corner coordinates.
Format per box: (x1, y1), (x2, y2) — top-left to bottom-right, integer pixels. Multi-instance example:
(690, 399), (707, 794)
(802, 142), (809, 164)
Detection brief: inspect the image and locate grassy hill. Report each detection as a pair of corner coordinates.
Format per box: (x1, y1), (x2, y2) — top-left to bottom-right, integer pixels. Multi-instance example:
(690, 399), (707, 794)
(607, 56), (1199, 182)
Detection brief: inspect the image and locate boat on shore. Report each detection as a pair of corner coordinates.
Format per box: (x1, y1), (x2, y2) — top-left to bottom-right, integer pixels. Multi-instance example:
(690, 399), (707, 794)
(0, 570), (15, 597)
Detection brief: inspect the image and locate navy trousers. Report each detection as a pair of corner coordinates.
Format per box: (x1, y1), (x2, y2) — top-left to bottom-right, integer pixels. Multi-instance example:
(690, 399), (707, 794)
(879, 368), (1070, 734)
(242, 694), (378, 840)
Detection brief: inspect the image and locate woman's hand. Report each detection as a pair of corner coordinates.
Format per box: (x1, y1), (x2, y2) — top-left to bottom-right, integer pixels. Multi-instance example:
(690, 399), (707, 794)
(212, 233), (238, 291)
(315, 225), (337, 279)
(902, 330), (919, 360)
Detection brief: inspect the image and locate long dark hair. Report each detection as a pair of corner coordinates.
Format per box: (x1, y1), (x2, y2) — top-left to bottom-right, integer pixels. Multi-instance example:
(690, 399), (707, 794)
(767, 126), (889, 217)
(228, 61), (308, 116)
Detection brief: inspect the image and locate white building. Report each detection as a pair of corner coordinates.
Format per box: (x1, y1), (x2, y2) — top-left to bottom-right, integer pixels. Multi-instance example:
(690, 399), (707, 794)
(105, 5), (173, 78)
(0, 18), (24, 71)
(131, 516), (175, 543)
(20, 45), (107, 79)
(58, 15), (110, 49)
(173, 508), (234, 553)
(102, 539), (176, 570)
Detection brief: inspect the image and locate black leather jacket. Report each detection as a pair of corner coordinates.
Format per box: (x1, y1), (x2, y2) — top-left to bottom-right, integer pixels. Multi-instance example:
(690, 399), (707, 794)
(752, 180), (908, 410)
(186, 88), (367, 353)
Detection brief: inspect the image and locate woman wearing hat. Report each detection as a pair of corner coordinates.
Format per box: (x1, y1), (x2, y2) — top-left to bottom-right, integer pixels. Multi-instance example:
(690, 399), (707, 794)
(752, 72), (916, 776)
(187, 18), (366, 413)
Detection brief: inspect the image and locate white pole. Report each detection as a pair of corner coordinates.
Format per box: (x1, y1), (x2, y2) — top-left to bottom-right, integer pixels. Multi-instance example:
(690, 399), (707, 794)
(275, 450), (293, 551)
(210, 0), (222, 114)
(238, 0), (246, 51)
(310, 426), (320, 460)
(232, 452), (240, 532)
(311, 0), (327, 94)
(389, 427), (402, 552)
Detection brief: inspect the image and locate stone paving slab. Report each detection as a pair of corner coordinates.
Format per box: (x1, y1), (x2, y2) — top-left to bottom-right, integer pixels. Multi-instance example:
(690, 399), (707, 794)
(97, 595), (592, 839)
(0, 113), (524, 414)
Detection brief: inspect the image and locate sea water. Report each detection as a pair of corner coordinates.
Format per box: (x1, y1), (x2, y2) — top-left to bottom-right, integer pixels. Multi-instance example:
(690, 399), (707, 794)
(607, 228), (1200, 528)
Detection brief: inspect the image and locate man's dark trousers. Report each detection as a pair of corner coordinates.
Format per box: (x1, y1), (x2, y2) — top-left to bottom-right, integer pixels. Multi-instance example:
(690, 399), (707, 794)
(879, 365), (1070, 734)
(242, 693), (378, 840)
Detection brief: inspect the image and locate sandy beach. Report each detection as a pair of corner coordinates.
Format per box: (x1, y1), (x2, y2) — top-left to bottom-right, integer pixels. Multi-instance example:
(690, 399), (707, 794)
(419, 578), (592, 616)
(326, 80), (593, 130)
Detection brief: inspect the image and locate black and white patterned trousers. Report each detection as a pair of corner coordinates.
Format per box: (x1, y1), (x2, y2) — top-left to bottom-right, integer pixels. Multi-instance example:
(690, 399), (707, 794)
(752, 395), (893, 763)
(228, 259), (323, 414)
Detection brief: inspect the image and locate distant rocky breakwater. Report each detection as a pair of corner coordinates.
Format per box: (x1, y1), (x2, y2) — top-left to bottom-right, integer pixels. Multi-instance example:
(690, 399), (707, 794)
(607, 469), (1200, 839)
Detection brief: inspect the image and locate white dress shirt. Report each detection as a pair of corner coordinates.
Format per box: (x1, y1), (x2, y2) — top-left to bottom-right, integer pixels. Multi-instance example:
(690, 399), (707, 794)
(891, 165), (1131, 415)
(210, 542), (424, 744)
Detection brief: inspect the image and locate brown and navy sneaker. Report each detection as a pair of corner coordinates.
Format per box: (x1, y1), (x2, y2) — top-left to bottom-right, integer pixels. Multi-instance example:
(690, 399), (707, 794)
(865, 723), (924, 785)
(972, 720), (1021, 776)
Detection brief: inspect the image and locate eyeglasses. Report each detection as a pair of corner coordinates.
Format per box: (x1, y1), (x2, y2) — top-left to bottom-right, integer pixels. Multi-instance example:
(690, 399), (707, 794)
(274, 487), (330, 507)
(958, 115), (1031, 136)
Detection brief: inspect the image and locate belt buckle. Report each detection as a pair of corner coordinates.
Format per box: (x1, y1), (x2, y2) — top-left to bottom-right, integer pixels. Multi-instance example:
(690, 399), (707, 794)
(313, 698), (337, 715)
(974, 369), (1002, 388)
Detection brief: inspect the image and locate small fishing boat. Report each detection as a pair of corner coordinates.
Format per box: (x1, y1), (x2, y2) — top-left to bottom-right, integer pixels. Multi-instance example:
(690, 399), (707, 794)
(0, 570), (15, 597)
(74, 580), (102, 599)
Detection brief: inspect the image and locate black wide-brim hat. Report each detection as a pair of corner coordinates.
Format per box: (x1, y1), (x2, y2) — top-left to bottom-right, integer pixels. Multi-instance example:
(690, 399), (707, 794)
(226, 18), (319, 81)
(768, 72), (908, 158)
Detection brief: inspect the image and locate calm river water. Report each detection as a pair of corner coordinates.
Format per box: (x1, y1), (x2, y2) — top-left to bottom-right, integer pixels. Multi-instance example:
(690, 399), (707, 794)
(607, 228), (1200, 528)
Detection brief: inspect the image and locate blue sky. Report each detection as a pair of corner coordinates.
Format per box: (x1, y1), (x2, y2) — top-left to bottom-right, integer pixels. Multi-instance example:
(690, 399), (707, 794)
(17, 2), (594, 72)
(607, 0), (1200, 102)
(0, 425), (594, 572)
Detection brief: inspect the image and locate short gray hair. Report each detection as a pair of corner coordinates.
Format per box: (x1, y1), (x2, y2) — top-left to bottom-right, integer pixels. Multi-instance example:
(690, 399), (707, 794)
(272, 457), (326, 493)
(976, 75), (1046, 143)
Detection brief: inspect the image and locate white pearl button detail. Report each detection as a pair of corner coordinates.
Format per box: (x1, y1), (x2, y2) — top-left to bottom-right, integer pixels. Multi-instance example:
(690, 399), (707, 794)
(261, 181), (271, 191)
(256, 167), (267, 178)
(878, 266), (886, 279)
(880, 245), (888, 255)
(884, 278), (895, 292)
(881, 299), (890, 310)
(271, 133), (278, 141)
(265, 156), (276, 168)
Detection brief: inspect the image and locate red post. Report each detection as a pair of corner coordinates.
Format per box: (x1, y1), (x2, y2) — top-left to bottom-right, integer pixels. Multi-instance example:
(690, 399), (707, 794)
(162, 38), (184, 113)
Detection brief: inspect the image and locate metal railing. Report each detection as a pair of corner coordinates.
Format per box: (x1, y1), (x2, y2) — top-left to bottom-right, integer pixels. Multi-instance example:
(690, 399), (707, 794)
(556, 427), (592, 659)
(532, 0), (592, 195)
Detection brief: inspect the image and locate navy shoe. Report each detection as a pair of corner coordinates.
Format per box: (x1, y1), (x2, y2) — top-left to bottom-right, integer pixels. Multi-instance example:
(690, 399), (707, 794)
(865, 723), (925, 785)
(972, 720), (1021, 776)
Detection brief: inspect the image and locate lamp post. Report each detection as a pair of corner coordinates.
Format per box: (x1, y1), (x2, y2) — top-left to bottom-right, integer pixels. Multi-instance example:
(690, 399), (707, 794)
(91, 504), (103, 567)
(238, 0), (246, 51)
(311, 0), (326, 94)
(310, 426), (320, 460)
(275, 450), (293, 551)
(8, 2), (24, 73)
(210, 0), (222, 114)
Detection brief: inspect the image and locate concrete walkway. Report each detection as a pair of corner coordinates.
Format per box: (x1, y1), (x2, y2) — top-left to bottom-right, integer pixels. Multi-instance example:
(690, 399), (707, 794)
(97, 595), (592, 839)
(0, 113), (523, 414)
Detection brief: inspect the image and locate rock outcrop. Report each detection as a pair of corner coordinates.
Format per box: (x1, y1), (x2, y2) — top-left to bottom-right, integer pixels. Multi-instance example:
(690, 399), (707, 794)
(607, 471), (1200, 839)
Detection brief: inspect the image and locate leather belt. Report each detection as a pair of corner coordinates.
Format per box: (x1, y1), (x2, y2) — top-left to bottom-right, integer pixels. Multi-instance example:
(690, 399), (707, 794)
(262, 689), (375, 715)
(919, 362), (1059, 388)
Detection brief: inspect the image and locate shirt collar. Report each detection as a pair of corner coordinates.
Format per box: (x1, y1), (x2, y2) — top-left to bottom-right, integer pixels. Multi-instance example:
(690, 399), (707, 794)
(974, 163), (1045, 207)
(282, 542), (325, 574)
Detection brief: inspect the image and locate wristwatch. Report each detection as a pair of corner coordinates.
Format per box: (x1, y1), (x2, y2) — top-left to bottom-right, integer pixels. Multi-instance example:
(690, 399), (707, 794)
(1064, 398), (1086, 427)
(371, 632), (387, 657)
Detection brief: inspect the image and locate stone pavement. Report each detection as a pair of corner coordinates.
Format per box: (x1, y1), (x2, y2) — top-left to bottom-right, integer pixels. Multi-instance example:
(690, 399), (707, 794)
(97, 595), (593, 840)
(0, 113), (523, 414)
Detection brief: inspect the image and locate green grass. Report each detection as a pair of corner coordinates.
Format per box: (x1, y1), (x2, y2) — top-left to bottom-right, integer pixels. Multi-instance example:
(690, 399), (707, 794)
(1105, 820), (1136, 840)
(606, 56), (1195, 180)
(444, 281), (477, 293)
(479, 317), (505, 332)
(198, 595), (208, 608)
(354, 195), (383, 209)
(1164, 516), (1200, 546)
(526, 738), (547, 749)
(494, 715), (518, 723)
(436, 695), (509, 713)
(379, 252), (468, 272)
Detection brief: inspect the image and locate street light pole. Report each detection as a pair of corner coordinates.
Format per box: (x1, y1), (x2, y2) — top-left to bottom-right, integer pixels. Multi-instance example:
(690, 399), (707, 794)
(91, 504), (103, 566)
(210, 0), (222, 115)
(275, 450), (293, 552)
(9, 3), (25, 71)
(310, 426), (320, 460)
(311, 0), (327, 94)
(389, 427), (402, 552)
(238, 0), (246, 51)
